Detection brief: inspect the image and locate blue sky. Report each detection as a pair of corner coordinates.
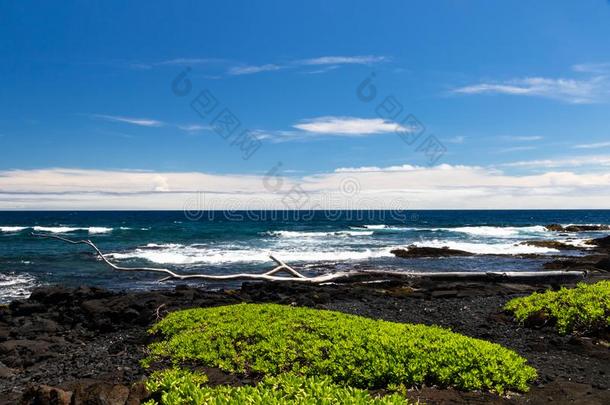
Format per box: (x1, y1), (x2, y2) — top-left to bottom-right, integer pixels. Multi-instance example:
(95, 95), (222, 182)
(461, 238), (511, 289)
(1, 1), (610, 209)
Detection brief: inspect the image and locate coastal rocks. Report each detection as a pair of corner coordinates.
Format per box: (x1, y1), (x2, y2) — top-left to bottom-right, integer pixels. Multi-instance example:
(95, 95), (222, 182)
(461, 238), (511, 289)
(519, 240), (577, 250)
(546, 224), (610, 232)
(2, 279), (610, 404)
(21, 385), (73, 405)
(587, 235), (610, 250)
(391, 246), (472, 258)
(595, 258), (610, 272)
(0, 339), (52, 367)
(22, 381), (147, 405)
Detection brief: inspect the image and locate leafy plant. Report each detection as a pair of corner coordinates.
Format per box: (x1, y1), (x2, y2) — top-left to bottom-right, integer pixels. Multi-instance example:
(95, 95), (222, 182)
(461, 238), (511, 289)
(145, 303), (536, 393)
(505, 280), (610, 335)
(143, 368), (410, 405)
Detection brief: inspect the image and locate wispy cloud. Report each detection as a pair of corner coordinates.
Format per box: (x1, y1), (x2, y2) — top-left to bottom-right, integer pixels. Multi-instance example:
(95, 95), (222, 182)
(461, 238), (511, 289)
(126, 54), (387, 76)
(501, 155), (610, 169)
(572, 62), (610, 74)
(453, 76), (607, 104)
(93, 115), (213, 134)
(453, 62), (610, 104)
(498, 146), (537, 153)
(251, 116), (410, 143)
(227, 64), (284, 76)
(227, 55), (388, 76)
(177, 124), (210, 133)
(93, 114), (165, 127)
(573, 141), (610, 149)
(501, 135), (543, 141)
(444, 135), (465, 144)
(293, 116), (406, 136)
(297, 55), (387, 66)
(129, 58), (226, 70)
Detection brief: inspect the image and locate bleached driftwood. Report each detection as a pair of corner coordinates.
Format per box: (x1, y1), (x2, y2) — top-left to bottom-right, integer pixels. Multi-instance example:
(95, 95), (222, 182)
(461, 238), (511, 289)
(31, 232), (587, 284)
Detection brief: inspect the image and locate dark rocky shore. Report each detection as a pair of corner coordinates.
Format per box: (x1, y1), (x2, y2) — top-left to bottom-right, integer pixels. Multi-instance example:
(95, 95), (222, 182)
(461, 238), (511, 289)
(2, 234), (610, 404)
(0, 276), (608, 404)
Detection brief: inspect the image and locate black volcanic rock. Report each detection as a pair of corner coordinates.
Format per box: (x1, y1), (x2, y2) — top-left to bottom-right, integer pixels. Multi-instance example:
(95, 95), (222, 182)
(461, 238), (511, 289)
(519, 240), (577, 250)
(595, 258), (610, 271)
(391, 246), (472, 258)
(546, 224), (610, 232)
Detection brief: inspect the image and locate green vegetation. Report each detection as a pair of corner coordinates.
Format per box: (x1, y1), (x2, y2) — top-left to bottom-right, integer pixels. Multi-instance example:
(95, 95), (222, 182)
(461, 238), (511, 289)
(145, 303), (536, 393)
(143, 369), (410, 405)
(505, 280), (610, 335)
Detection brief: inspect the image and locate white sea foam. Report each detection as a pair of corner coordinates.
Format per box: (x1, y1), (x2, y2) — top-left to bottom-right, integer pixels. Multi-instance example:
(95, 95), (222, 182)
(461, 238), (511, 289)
(352, 225), (415, 231)
(32, 226), (112, 234)
(411, 239), (558, 255)
(0, 226), (27, 233)
(445, 225), (547, 238)
(350, 225), (548, 237)
(0, 273), (37, 303)
(266, 230), (373, 238)
(108, 244), (392, 265)
(88, 227), (113, 234)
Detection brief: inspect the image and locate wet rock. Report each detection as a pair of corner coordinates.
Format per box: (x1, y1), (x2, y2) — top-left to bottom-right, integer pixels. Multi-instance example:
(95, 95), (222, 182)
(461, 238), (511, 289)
(0, 363), (16, 378)
(595, 258), (610, 272)
(21, 385), (73, 405)
(19, 318), (61, 337)
(520, 240), (577, 250)
(8, 302), (47, 317)
(587, 235), (610, 250)
(0, 340), (52, 367)
(70, 381), (130, 405)
(391, 246), (472, 258)
(546, 224), (610, 232)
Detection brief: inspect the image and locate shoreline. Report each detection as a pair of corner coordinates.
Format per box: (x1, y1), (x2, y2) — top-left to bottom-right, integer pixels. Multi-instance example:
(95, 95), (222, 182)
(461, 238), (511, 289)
(2, 272), (609, 404)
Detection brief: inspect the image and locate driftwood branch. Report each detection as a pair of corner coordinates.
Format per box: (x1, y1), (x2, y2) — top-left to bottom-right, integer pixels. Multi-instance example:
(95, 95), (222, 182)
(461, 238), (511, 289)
(31, 232), (587, 284)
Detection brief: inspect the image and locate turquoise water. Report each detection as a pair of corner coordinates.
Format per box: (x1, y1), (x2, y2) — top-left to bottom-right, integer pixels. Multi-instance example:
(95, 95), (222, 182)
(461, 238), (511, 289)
(1, 210), (609, 302)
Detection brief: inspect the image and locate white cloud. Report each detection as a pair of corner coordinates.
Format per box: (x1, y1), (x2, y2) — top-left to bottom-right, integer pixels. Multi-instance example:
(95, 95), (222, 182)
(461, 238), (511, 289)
(227, 55), (387, 76)
(129, 58), (225, 69)
(572, 62), (610, 74)
(573, 141), (610, 149)
(501, 155), (610, 169)
(94, 114), (164, 127)
(444, 135), (465, 144)
(293, 116), (406, 135)
(298, 55), (387, 66)
(178, 124), (210, 133)
(227, 64), (284, 76)
(2, 164), (610, 209)
(155, 58), (224, 66)
(453, 76), (607, 104)
(501, 135), (543, 141)
(498, 146), (537, 153)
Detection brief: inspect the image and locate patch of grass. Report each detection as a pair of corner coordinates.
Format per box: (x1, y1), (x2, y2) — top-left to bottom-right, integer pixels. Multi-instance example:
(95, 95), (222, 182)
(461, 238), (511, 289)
(143, 368), (410, 405)
(505, 280), (610, 335)
(145, 303), (536, 393)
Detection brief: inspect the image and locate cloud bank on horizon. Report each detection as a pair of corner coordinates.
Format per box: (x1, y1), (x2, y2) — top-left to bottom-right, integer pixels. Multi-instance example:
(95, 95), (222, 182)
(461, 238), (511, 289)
(2, 162), (610, 210)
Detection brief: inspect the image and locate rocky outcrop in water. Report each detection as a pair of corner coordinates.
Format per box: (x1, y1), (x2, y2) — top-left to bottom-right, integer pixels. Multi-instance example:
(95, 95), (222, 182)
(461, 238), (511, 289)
(519, 240), (579, 250)
(391, 246), (473, 258)
(546, 224), (610, 232)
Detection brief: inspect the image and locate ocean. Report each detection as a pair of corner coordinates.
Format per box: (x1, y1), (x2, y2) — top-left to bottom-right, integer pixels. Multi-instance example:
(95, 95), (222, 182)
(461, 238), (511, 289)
(1, 210), (609, 303)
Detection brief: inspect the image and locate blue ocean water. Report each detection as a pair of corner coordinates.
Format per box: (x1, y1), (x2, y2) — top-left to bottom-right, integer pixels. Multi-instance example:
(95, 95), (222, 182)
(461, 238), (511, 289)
(1, 210), (609, 302)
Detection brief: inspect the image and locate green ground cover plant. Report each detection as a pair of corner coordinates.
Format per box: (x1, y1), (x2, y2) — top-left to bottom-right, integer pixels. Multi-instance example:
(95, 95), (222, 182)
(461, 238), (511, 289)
(145, 303), (536, 393)
(143, 368), (410, 405)
(505, 280), (610, 335)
